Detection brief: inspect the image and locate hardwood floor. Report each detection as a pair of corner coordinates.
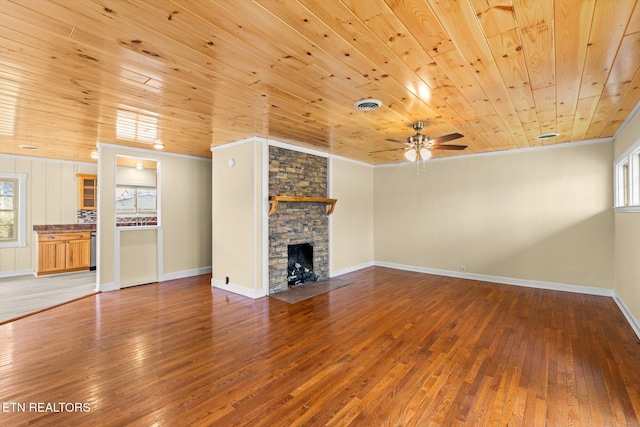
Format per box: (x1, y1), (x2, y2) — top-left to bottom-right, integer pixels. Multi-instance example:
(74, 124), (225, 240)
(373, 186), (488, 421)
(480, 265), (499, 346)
(1, 267), (639, 426)
(0, 271), (96, 324)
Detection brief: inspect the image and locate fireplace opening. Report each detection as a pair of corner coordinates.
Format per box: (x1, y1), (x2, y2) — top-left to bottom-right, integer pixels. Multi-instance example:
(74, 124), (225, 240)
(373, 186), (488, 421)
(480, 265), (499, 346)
(288, 243), (317, 286)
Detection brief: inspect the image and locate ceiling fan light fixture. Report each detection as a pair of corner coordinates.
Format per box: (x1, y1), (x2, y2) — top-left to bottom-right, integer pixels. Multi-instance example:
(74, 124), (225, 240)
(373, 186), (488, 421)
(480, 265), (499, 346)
(405, 148), (417, 161)
(353, 98), (382, 111)
(419, 148), (431, 160)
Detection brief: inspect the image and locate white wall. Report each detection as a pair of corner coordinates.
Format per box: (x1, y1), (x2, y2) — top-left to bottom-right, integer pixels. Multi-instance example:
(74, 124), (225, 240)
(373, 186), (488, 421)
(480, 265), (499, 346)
(211, 140), (377, 296)
(162, 154), (213, 276)
(116, 165), (156, 187)
(211, 140), (265, 297)
(613, 106), (640, 333)
(207, 126), (639, 343)
(329, 157), (374, 275)
(210, 141), (376, 296)
(98, 145), (212, 290)
(374, 141), (614, 289)
(119, 228), (158, 286)
(0, 155), (96, 276)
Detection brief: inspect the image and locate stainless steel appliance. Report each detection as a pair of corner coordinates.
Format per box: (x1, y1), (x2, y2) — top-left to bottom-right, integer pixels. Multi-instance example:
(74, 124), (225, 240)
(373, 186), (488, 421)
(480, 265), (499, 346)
(90, 231), (96, 271)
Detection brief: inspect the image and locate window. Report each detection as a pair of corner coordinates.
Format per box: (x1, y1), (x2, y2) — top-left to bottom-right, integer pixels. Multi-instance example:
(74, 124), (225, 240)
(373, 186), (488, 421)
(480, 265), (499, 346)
(0, 178), (16, 240)
(0, 173), (26, 248)
(116, 187), (157, 214)
(115, 156), (159, 227)
(614, 138), (640, 211)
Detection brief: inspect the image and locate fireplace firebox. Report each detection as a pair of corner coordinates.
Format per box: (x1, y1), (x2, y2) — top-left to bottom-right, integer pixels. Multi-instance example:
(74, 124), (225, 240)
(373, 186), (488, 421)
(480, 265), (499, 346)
(288, 243), (317, 286)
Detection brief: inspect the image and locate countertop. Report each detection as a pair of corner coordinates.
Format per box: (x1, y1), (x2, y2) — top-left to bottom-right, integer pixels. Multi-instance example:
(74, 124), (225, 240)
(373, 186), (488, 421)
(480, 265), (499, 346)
(33, 224), (96, 234)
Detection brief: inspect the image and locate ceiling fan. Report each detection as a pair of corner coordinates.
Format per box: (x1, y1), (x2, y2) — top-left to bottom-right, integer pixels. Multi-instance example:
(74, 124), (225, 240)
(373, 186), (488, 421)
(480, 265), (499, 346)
(371, 122), (466, 161)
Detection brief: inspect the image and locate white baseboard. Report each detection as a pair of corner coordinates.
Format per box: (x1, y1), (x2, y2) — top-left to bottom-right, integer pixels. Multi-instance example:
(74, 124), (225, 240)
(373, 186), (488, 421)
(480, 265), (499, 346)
(98, 267), (212, 292)
(120, 280), (155, 289)
(212, 278), (266, 299)
(374, 261), (615, 297)
(330, 261), (375, 277)
(0, 269), (35, 278)
(98, 282), (119, 292)
(613, 293), (640, 341)
(162, 267), (212, 281)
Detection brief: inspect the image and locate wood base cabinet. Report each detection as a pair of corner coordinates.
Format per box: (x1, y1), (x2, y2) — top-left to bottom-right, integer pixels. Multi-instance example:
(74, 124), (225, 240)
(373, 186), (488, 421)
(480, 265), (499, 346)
(37, 232), (91, 275)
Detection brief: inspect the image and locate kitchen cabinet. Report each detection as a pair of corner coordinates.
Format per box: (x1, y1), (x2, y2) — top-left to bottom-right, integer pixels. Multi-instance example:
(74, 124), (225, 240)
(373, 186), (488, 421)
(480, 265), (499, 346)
(77, 174), (97, 210)
(37, 232), (91, 275)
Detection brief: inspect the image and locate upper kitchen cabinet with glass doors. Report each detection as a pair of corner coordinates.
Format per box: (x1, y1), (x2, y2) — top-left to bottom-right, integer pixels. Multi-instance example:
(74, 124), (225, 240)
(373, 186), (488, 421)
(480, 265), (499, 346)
(77, 174), (97, 210)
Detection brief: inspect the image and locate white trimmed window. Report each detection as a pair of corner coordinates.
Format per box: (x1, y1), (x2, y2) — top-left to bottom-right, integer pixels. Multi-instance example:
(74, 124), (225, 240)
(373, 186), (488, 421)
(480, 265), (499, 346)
(116, 186), (157, 214)
(0, 173), (27, 248)
(614, 138), (640, 211)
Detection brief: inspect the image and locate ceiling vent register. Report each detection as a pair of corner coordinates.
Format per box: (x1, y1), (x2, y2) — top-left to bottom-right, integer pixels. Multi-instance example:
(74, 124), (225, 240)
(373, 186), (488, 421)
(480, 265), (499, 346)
(353, 99), (382, 111)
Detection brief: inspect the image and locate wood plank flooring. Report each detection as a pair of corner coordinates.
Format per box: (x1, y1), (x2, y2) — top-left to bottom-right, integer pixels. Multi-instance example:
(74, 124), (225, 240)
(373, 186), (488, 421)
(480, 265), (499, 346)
(0, 271), (96, 324)
(1, 267), (639, 426)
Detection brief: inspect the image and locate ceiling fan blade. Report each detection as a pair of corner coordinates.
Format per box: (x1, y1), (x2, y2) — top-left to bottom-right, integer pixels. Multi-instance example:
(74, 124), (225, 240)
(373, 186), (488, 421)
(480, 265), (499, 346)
(427, 132), (464, 145)
(432, 144), (467, 150)
(369, 147), (406, 154)
(384, 138), (406, 144)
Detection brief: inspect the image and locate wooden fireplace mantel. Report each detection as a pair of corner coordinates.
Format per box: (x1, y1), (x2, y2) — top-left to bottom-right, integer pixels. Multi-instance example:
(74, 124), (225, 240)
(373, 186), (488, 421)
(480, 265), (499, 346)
(268, 196), (337, 217)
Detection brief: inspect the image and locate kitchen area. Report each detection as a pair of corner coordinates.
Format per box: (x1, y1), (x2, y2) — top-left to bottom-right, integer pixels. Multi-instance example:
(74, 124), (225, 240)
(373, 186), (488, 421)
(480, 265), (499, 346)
(32, 173), (97, 276)
(0, 173), (99, 323)
(32, 156), (158, 274)
(1, 156), (159, 323)
(1, 148), (211, 324)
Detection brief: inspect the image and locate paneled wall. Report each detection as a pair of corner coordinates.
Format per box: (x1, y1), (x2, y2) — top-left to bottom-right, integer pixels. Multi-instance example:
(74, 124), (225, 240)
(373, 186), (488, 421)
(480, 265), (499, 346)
(0, 155), (96, 276)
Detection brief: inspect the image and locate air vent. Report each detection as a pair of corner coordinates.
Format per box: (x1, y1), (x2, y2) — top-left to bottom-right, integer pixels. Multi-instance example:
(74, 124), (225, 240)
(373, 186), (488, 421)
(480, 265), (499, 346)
(353, 98), (382, 111)
(536, 132), (559, 140)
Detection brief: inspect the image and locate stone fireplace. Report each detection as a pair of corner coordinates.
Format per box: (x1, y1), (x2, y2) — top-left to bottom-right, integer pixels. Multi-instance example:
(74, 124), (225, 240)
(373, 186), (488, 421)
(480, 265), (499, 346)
(269, 146), (328, 294)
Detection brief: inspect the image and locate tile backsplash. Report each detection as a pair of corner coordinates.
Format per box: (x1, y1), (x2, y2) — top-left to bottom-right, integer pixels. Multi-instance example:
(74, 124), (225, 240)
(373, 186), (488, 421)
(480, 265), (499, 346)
(77, 210), (97, 224)
(77, 210), (157, 226)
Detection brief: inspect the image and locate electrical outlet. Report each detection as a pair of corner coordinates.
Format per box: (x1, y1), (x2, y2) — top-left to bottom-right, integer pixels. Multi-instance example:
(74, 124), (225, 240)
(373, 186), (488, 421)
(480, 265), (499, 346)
(461, 266), (466, 273)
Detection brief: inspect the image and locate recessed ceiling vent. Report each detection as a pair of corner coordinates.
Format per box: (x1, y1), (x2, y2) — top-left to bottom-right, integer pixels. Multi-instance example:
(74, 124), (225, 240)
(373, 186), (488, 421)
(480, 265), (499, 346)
(353, 98), (382, 111)
(536, 132), (559, 140)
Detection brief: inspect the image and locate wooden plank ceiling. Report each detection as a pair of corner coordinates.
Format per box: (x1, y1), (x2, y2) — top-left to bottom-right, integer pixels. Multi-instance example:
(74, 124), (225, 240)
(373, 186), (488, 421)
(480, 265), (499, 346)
(1, 0), (639, 164)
